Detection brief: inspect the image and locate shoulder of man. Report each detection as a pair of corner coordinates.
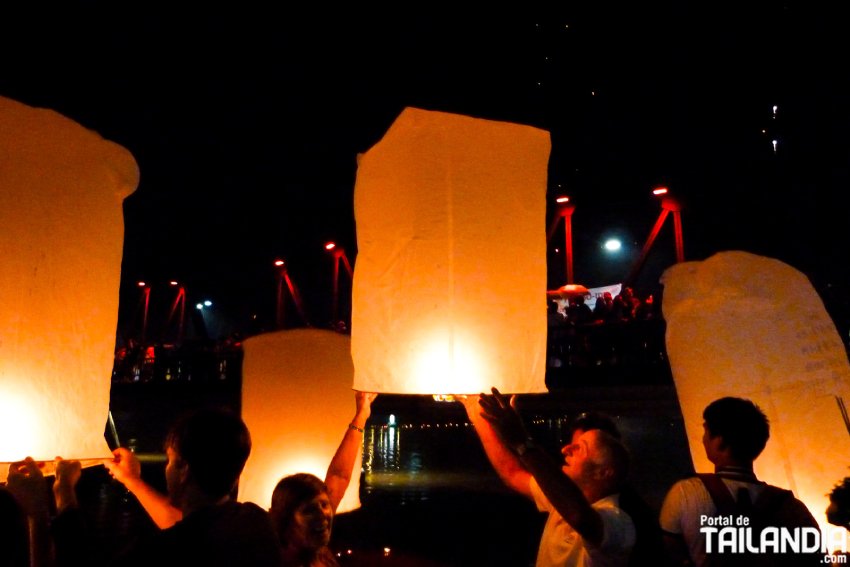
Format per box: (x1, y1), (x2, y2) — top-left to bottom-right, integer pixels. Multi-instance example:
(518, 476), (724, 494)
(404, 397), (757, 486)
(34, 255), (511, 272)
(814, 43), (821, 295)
(757, 485), (819, 529)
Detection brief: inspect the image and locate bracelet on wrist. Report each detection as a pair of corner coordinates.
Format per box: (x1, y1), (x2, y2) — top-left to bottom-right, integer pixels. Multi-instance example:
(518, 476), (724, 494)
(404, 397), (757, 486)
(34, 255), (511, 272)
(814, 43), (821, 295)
(348, 423), (364, 433)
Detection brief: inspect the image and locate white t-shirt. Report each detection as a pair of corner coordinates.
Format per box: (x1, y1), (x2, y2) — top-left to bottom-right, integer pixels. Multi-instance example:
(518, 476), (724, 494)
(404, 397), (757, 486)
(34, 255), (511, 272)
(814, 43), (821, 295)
(659, 476), (765, 567)
(530, 477), (636, 567)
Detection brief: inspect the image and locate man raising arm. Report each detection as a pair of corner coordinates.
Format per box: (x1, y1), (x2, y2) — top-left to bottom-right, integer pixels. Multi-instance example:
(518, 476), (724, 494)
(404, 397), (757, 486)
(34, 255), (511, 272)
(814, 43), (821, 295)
(463, 388), (634, 567)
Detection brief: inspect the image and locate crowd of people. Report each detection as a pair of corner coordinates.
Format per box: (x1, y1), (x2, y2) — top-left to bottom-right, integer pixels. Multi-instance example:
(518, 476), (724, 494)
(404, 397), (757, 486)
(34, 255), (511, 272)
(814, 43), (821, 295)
(2, 389), (847, 566)
(549, 287), (658, 330)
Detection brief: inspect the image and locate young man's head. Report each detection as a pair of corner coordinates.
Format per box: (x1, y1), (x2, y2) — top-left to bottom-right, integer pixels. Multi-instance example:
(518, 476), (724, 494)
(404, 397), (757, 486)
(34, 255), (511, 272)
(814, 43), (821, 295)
(702, 397), (769, 465)
(828, 477), (850, 530)
(164, 407), (252, 506)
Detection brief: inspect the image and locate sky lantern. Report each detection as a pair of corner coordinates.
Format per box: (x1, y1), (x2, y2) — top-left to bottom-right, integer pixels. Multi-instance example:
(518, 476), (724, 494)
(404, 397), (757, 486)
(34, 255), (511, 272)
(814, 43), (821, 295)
(351, 107), (549, 395)
(0, 96), (138, 478)
(662, 250), (850, 534)
(239, 329), (363, 513)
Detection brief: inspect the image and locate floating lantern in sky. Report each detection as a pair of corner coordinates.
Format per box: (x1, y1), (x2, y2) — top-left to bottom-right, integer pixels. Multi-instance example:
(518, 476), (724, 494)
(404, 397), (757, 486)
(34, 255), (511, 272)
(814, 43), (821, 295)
(0, 96), (138, 478)
(239, 329), (363, 513)
(662, 250), (850, 532)
(351, 107), (549, 395)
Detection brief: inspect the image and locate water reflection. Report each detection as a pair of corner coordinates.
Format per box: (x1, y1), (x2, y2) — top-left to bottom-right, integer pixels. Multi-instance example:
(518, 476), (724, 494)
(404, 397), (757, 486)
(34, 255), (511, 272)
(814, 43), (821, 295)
(359, 399), (692, 511)
(363, 413), (517, 504)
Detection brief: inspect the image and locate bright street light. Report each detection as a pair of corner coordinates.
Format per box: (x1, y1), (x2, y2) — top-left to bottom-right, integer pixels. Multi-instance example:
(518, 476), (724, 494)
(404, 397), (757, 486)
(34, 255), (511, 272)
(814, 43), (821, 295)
(604, 238), (622, 252)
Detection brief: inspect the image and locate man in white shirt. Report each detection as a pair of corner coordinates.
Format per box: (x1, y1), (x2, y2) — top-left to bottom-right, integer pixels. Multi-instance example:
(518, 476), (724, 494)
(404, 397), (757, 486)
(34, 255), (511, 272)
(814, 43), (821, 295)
(463, 388), (635, 567)
(659, 396), (820, 567)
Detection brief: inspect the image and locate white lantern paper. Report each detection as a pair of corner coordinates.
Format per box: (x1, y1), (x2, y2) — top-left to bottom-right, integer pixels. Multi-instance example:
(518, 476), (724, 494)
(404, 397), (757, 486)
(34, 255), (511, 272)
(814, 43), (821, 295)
(239, 329), (362, 513)
(352, 107), (549, 395)
(0, 96), (138, 478)
(662, 250), (850, 531)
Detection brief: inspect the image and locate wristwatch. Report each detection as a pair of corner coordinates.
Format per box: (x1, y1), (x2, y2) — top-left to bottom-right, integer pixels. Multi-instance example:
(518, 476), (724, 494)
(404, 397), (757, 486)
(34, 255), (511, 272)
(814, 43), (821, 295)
(514, 437), (537, 457)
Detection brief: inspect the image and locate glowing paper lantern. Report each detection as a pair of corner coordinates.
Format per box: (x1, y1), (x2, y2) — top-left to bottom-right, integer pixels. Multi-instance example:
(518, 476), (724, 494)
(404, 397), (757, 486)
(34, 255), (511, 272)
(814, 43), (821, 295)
(239, 329), (362, 513)
(351, 107), (549, 395)
(0, 96), (138, 478)
(662, 250), (850, 531)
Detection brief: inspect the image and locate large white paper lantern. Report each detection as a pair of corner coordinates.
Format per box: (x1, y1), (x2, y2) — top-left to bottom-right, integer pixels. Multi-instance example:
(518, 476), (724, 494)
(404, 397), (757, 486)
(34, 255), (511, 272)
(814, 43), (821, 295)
(0, 96), (138, 478)
(239, 329), (362, 513)
(662, 250), (850, 532)
(351, 107), (549, 395)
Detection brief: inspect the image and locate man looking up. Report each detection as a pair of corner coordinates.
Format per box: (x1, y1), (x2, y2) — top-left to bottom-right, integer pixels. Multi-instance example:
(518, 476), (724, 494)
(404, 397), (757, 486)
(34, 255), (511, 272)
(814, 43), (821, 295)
(463, 388), (635, 567)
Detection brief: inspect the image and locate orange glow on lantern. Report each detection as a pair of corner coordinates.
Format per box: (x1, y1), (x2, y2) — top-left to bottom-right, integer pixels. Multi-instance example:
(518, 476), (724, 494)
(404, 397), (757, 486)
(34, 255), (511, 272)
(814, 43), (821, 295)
(351, 107), (549, 395)
(239, 329), (363, 513)
(662, 251), (850, 532)
(0, 96), (137, 478)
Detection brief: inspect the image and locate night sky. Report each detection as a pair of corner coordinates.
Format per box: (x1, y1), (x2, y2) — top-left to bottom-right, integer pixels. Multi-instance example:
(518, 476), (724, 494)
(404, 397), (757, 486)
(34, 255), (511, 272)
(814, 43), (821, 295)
(2, 3), (848, 342)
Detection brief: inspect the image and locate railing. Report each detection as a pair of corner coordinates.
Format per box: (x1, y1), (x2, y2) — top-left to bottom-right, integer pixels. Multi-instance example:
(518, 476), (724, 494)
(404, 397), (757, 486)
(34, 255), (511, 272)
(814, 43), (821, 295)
(545, 318), (672, 388)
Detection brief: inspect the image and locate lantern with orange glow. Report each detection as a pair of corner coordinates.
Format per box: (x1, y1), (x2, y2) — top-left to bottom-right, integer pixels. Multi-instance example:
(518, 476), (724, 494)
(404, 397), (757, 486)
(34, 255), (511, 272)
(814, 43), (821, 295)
(351, 107), (549, 395)
(0, 96), (138, 478)
(239, 329), (363, 513)
(662, 250), (850, 533)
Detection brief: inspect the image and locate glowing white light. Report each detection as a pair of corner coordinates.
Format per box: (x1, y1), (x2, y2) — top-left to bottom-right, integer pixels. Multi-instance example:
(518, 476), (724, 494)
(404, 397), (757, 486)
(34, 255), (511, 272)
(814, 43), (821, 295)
(0, 389), (39, 461)
(196, 303), (203, 309)
(604, 239), (622, 252)
(772, 139), (778, 153)
(410, 330), (486, 394)
(203, 300), (212, 307)
(388, 414), (396, 426)
(773, 105), (778, 115)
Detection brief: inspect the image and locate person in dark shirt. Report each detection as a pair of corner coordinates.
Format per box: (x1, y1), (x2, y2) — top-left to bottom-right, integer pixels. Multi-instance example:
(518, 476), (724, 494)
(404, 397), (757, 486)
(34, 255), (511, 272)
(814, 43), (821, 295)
(62, 408), (281, 567)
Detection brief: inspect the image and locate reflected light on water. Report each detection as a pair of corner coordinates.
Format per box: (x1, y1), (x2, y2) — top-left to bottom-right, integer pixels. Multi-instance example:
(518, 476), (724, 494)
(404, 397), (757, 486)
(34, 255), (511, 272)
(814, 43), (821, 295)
(364, 422), (402, 474)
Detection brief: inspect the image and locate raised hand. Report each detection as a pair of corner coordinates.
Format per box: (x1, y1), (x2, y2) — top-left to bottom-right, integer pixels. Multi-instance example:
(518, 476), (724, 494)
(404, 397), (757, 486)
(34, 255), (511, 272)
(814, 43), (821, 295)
(478, 387), (530, 449)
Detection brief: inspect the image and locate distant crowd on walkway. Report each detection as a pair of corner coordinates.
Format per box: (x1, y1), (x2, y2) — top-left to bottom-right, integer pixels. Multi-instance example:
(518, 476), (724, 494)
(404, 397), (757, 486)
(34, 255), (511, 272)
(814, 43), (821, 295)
(549, 287), (659, 329)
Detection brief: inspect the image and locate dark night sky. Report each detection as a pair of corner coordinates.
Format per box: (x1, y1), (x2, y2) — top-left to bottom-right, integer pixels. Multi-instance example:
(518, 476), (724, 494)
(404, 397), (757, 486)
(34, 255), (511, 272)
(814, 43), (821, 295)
(2, 3), (849, 341)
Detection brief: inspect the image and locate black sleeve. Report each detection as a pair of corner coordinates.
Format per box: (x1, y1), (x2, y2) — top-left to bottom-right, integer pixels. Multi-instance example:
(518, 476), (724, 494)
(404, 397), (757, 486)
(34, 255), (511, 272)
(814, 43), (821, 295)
(51, 507), (98, 567)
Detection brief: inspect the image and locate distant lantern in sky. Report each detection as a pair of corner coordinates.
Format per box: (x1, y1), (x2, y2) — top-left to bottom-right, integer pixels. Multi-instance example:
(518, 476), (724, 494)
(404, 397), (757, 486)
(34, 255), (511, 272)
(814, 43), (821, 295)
(239, 329), (363, 513)
(0, 96), (138, 477)
(662, 251), (850, 533)
(351, 107), (549, 395)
